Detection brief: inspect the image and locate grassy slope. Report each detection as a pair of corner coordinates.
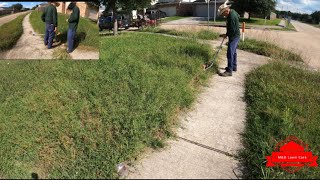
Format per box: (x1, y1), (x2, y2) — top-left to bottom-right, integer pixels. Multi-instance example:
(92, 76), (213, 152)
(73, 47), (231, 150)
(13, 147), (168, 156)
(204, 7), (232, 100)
(0, 33), (214, 178)
(238, 38), (319, 178)
(243, 62), (320, 179)
(0, 14), (27, 52)
(238, 38), (303, 62)
(29, 11), (98, 50)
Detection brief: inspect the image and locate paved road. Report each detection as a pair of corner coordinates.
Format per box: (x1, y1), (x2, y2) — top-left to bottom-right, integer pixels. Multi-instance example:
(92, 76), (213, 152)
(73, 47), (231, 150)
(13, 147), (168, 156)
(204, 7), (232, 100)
(0, 11), (30, 26)
(244, 20), (320, 70)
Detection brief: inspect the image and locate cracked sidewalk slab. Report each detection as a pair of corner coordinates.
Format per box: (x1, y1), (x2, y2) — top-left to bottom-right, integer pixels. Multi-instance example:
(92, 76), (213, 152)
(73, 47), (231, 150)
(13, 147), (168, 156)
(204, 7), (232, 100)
(126, 42), (270, 179)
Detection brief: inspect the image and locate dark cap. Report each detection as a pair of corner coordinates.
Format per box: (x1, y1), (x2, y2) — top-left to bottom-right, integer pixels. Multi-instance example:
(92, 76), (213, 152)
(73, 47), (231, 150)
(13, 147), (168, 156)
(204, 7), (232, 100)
(67, 2), (76, 10)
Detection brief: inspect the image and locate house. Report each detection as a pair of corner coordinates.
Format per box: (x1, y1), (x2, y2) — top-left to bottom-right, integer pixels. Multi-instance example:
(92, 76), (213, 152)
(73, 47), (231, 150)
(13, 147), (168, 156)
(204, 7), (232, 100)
(36, 3), (49, 12)
(0, 7), (15, 16)
(153, 0), (225, 17)
(57, 2), (99, 20)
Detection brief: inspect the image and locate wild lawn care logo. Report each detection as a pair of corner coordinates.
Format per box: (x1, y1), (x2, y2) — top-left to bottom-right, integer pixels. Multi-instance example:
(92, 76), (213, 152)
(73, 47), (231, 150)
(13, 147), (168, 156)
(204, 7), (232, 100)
(266, 136), (318, 173)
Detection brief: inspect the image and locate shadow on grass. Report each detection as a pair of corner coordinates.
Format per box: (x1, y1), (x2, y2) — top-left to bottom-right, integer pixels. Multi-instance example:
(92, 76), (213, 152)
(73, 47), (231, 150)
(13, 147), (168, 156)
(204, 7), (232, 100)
(55, 31), (87, 50)
(31, 172), (38, 179)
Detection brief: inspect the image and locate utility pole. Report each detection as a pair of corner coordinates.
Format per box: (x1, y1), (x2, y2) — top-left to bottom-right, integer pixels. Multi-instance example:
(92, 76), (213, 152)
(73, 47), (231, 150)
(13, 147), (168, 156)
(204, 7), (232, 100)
(207, 0), (210, 30)
(214, 0), (216, 22)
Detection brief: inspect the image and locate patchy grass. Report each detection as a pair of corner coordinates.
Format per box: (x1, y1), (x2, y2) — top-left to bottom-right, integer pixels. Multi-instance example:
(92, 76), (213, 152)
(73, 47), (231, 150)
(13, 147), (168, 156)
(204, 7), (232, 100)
(242, 61), (320, 179)
(52, 48), (71, 60)
(29, 11), (98, 50)
(238, 38), (303, 62)
(141, 27), (219, 40)
(0, 33), (215, 178)
(0, 14), (27, 52)
(161, 16), (190, 23)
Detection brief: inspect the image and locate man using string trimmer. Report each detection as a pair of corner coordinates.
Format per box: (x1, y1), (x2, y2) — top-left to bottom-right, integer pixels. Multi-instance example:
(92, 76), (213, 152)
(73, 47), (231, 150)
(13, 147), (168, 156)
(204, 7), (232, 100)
(218, 0), (240, 77)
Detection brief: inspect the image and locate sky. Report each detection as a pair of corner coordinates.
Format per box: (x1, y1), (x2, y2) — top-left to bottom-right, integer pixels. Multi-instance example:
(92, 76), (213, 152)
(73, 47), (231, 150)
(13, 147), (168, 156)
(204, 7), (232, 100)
(276, 0), (320, 14)
(0, 2), (44, 9)
(1, 0), (320, 14)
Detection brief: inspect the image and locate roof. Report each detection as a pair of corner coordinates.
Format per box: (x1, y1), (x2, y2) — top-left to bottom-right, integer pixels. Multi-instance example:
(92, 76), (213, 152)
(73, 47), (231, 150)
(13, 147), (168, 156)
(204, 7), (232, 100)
(39, 3), (48, 6)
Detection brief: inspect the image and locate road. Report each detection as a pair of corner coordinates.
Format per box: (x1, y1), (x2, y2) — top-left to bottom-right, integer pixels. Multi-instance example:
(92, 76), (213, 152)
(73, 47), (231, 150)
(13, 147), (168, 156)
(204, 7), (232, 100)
(0, 11), (30, 26)
(244, 20), (320, 70)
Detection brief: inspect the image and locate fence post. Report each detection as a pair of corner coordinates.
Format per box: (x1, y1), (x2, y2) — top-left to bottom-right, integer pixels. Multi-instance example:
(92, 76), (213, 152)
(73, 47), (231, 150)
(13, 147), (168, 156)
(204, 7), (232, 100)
(242, 22), (245, 42)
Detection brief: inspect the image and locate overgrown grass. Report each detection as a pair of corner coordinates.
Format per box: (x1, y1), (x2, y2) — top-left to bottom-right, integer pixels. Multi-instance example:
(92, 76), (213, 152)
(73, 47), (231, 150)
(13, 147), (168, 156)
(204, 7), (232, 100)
(29, 11), (98, 50)
(242, 61), (320, 178)
(208, 17), (281, 26)
(0, 14), (27, 52)
(238, 38), (303, 62)
(161, 16), (189, 23)
(240, 17), (281, 26)
(141, 27), (219, 40)
(0, 33), (215, 178)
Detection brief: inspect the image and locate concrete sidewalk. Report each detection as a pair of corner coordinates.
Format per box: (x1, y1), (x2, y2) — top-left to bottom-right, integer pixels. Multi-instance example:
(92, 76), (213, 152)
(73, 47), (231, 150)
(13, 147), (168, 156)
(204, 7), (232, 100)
(126, 40), (270, 179)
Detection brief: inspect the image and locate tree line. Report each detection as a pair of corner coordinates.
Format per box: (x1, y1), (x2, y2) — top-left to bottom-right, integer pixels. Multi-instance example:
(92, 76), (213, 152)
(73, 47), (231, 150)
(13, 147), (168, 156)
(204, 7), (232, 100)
(276, 10), (320, 24)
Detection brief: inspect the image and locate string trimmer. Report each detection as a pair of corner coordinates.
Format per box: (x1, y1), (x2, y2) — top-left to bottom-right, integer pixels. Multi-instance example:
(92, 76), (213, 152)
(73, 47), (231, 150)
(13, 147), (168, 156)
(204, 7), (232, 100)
(203, 37), (226, 71)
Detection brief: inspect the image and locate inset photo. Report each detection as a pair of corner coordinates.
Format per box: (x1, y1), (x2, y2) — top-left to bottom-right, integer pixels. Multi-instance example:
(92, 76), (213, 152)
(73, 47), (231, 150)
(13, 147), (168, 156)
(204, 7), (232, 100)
(0, 1), (99, 60)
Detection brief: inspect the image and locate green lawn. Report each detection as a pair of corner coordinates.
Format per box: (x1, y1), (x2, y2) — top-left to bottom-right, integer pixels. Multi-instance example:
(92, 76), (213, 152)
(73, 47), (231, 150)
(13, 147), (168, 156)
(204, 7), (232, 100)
(240, 17), (281, 26)
(161, 16), (190, 23)
(206, 17), (281, 26)
(141, 27), (219, 40)
(29, 11), (99, 50)
(0, 14), (27, 52)
(0, 32), (215, 178)
(242, 61), (320, 178)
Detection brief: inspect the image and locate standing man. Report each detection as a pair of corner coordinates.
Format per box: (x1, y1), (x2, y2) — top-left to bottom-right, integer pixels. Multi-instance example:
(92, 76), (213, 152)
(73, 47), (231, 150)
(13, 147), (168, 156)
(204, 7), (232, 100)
(41, 2), (59, 49)
(218, 1), (240, 77)
(66, 2), (80, 53)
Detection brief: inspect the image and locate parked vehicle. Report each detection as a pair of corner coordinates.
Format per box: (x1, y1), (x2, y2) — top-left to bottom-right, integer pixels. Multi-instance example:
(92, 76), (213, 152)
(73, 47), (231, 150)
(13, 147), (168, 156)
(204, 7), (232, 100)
(98, 15), (130, 31)
(146, 9), (167, 19)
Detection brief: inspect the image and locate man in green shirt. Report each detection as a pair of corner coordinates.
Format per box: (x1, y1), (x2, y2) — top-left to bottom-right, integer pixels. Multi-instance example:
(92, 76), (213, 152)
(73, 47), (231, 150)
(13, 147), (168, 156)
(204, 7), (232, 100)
(218, 1), (240, 77)
(66, 2), (80, 53)
(41, 2), (59, 49)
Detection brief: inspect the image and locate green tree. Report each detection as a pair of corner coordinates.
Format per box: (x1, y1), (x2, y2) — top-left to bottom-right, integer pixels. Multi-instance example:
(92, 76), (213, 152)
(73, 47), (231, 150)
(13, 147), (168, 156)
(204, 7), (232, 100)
(31, 5), (38, 10)
(232, 0), (276, 20)
(11, 3), (23, 11)
(99, 0), (152, 35)
(311, 11), (320, 24)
